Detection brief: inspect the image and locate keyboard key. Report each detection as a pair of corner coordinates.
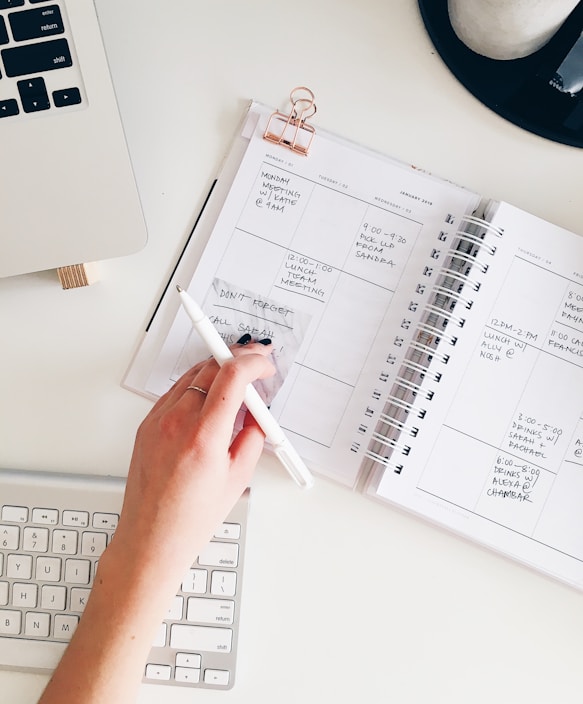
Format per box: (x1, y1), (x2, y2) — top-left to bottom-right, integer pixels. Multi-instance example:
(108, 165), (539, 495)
(0, 525), (20, 549)
(12, 582), (38, 608)
(0, 609), (21, 635)
(17, 77), (49, 113)
(32, 508), (59, 525)
(214, 523), (241, 540)
(210, 571), (237, 597)
(1, 38), (72, 78)
(1, 505), (28, 523)
(204, 669), (230, 686)
(187, 597), (234, 625)
(170, 624), (233, 653)
(53, 87), (81, 108)
(62, 510), (89, 528)
(36, 556), (61, 582)
(22, 526), (49, 552)
(80, 531), (107, 557)
(64, 559), (90, 585)
(6, 554), (33, 579)
(0, 1), (25, 9)
(181, 568), (207, 594)
(41, 584), (66, 610)
(0, 16), (7, 45)
(152, 623), (167, 648)
(9, 4), (64, 42)
(145, 664), (172, 681)
(0, 99), (19, 118)
(51, 529), (77, 555)
(54, 614), (78, 641)
(175, 652), (201, 669)
(167, 595), (183, 621)
(175, 666), (201, 684)
(24, 611), (50, 637)
(198, 542), (239, 568)
(70, 587), (90, 613)
(92, 513), (118, 530)
(0, 582), (8, 606)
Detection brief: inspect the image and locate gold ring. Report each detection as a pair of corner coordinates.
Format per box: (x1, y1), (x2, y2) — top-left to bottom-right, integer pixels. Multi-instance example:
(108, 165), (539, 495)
(186, 385), (208, 396)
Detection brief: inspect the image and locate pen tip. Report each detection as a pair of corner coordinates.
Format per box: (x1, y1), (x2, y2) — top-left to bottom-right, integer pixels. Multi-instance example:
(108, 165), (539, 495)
(176, 284), (183, 293)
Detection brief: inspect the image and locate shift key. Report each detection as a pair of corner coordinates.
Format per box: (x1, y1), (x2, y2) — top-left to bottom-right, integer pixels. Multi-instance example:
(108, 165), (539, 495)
(1, 38), (72, 77)
(170, 624), (233, 653)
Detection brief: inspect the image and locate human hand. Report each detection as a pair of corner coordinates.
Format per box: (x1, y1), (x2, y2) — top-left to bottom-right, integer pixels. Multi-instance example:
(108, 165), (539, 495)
(38, 343), (276, 704)
(105, 342), (275, 590)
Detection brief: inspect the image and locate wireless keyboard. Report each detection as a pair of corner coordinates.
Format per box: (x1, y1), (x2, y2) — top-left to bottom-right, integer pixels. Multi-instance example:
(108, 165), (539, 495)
(0, 468), (250, 690)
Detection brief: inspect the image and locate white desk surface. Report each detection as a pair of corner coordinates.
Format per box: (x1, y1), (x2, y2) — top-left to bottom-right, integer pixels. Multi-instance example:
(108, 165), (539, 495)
(2, 1), (583, 702)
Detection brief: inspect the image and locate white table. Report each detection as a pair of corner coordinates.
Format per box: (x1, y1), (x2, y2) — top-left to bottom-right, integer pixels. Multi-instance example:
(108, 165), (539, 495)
(2, 2), (582, 702)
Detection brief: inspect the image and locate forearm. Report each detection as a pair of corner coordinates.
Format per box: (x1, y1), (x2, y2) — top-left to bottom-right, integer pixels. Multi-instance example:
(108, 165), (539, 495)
(38, 544), (178, 704)
(38, 350), (271, 703)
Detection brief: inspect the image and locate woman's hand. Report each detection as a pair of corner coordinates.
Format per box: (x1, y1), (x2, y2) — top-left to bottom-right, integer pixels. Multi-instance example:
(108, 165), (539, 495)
(38, 342), (275, 704)
(110, 341), (276, 588)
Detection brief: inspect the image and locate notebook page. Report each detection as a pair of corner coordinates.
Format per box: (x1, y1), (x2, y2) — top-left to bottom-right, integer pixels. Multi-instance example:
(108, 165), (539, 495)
(370, 202), (583, 587)
(144, 106), (480, 487)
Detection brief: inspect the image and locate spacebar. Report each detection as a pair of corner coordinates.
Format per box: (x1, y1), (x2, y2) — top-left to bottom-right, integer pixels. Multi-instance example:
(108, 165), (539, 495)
(0, 637), (67, 672)
(170, 624), (233, 653)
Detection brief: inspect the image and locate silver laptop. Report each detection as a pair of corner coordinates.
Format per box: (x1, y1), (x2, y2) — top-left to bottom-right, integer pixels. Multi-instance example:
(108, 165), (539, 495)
(0, 0), (147, 278)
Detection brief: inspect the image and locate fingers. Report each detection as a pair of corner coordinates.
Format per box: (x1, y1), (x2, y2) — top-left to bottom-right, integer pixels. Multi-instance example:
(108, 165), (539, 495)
(152, 338), (272, 416)
(188, 348), (275, 442)
(160, 342), (273, 441)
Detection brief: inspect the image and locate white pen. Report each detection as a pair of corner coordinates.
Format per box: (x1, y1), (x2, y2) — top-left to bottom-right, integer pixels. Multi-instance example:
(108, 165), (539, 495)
(176, 285), (314, 489)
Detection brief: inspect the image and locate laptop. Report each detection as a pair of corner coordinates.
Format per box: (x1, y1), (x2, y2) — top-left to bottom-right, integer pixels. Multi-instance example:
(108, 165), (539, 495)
(0, 0), (147, 278)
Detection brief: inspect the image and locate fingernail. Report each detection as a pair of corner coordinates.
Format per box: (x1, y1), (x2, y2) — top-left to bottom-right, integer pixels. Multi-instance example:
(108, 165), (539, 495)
(258, 338), (272, 345)
(237, 334), (252, 345)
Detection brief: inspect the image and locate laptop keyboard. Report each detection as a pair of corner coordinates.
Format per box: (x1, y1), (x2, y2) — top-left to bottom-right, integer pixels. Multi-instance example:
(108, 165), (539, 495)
(0, 0), (85, 120)
(0, 469), (250, 690)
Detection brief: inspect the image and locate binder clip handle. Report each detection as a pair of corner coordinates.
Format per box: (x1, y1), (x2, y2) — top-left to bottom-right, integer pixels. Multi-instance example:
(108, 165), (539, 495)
(263, 86), (317, 156)
(289, 86), (317, 123)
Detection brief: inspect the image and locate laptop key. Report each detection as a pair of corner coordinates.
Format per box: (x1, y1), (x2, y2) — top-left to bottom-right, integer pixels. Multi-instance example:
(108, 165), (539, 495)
(17, 77), (50, 113)
(53, 87), (81, 107)
(1, 37), (72, 78)
(0, 16), (8, 45)
(0, 99), (19, 118)
(0, 1), (25, 10)
(9, 5), (65, 42)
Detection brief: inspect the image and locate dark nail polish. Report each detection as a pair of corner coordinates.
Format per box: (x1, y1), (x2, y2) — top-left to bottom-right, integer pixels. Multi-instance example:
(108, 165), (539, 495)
(237, 334), (252, 345)
(258, 338), (272, 345)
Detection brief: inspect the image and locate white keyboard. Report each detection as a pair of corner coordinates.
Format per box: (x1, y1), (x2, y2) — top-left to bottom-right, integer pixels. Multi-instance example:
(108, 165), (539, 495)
(0, 468), (250, 690)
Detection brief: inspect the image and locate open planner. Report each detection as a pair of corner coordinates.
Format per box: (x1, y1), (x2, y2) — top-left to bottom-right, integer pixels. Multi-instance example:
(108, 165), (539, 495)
(124, 90), (583, 590)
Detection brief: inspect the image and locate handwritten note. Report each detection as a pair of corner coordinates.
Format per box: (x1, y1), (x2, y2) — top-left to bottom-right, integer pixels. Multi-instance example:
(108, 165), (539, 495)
(170, 278), (311, 405)
(407, 211), (583, 561)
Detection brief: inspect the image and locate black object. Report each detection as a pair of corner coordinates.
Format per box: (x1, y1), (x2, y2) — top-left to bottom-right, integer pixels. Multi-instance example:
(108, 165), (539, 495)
(418, 0), (583, 148)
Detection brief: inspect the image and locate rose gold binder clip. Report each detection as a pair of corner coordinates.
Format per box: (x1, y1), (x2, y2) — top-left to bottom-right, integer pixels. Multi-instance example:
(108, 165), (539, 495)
(263, 86), (317, 155)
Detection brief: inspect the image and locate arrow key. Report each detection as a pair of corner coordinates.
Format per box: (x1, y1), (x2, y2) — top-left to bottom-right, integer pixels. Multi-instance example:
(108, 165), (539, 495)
(53, 87), (81, 108)
(0, 99), (19, 118)
(17, 76), (49, 113)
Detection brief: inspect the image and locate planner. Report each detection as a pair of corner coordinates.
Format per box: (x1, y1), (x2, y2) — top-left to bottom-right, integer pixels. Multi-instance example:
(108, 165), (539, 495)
(124, 90), (583, 590)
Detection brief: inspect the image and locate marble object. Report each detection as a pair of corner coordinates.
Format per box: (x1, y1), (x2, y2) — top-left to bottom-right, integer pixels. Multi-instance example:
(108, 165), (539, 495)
(448, 0), (580, 59)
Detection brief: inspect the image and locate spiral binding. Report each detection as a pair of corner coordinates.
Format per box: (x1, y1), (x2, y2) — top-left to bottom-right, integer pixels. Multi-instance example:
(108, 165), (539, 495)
(364, 212), (504, 474)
